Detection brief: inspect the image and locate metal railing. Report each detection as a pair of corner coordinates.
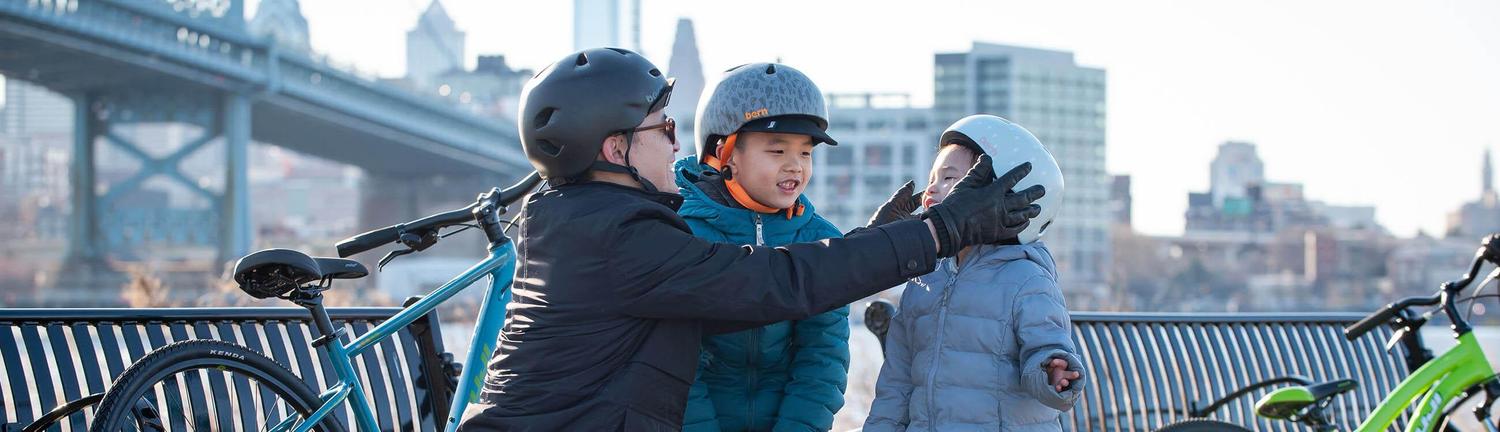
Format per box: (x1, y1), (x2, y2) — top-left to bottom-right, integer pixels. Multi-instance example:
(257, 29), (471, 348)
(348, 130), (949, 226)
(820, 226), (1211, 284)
(0, 307), (455, 431)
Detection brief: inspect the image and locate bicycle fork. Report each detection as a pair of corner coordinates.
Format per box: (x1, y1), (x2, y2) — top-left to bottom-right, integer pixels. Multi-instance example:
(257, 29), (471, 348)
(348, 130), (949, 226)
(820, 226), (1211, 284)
(1477, 378), (1499, 432)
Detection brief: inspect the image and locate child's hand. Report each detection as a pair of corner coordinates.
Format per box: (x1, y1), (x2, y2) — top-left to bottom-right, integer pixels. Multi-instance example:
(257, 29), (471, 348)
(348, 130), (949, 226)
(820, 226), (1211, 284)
(1046, 358), (1081, 392)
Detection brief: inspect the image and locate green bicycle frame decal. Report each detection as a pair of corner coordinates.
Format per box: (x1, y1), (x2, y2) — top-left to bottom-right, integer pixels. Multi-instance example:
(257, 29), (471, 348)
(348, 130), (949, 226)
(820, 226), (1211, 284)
(1356, 332), (1495, 432)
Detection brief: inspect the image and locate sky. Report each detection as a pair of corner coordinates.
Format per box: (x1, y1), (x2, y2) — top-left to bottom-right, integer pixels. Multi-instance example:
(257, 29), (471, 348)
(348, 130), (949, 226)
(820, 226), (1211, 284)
(251, 0), (1500, 237)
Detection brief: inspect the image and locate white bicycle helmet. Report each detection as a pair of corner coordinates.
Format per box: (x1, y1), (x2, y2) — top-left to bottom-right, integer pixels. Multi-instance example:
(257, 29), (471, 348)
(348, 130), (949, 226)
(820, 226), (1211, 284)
(940, 114), (1064, 244)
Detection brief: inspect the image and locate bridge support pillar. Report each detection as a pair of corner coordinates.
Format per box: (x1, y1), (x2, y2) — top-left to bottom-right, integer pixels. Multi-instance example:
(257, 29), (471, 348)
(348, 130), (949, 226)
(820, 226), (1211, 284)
(220, 93), (251, 264)
(66, 92), (102, 264)
(62, 89), (255, 265)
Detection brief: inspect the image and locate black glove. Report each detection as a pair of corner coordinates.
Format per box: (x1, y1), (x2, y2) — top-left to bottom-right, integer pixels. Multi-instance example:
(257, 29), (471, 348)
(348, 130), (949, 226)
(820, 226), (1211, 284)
(867, 180), (922, 228)
(921, 155), (1045, 258)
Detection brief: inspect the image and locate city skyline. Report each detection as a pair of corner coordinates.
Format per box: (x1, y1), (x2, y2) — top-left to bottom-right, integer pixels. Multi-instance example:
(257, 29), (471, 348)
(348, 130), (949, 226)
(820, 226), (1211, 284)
(0, 0), (1493, 318)
(237, 0), (1500, 239)
(2, 1), (1495, 239)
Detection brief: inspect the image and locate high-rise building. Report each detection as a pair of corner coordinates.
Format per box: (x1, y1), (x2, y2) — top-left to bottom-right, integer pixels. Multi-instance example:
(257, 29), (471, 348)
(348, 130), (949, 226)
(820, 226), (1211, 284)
(626, 0), (640, 52)
(1188, 142), (1268, 233)
(811, 93), (936, 231)
(248, 0), (311, 54)
(1, 79), (73, 240)
(1210, 141), (1265, 207)
(934, 42), (1110, 299)
(573, 0), (640, 52)
(2, 79), (71, 137)
(1485, 147), (1494, 195)
(666, 18), (704, 158)
(406, 0), (465, 87)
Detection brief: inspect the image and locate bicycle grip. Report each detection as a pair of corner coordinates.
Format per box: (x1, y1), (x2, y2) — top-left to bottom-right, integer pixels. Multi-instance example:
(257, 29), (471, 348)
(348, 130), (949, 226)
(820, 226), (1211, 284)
(336, 225), (401, 258)
(1344, 304), (1397, 341)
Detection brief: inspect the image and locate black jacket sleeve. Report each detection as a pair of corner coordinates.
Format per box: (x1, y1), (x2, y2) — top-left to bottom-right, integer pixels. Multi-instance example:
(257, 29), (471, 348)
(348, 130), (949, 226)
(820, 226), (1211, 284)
(606, 213), (936, 323)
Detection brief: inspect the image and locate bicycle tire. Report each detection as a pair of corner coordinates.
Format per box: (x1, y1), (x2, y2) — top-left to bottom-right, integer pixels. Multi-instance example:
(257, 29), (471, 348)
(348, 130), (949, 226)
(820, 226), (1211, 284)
(89, 340), (346, 432)
(1154, 419), (1255, 432)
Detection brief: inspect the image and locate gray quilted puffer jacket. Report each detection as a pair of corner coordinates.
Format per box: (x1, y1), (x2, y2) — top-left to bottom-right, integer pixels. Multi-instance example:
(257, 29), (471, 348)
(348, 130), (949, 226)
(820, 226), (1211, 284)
(864, 242), (1086, 432)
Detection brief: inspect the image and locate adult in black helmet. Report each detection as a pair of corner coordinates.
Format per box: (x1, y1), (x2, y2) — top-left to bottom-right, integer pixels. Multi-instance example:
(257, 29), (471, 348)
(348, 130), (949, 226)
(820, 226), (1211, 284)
(458, 48), (1046, 431)
(517, 47), (679, 192)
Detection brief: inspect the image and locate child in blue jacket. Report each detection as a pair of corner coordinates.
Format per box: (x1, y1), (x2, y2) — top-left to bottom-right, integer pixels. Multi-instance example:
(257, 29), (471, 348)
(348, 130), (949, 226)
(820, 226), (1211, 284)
(679, 62), (849, 432)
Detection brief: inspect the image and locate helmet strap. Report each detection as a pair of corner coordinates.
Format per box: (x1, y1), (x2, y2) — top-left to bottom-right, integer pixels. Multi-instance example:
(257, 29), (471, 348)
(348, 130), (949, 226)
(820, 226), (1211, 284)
(592, 130), (660, 193)
(703, 133), (737, 173)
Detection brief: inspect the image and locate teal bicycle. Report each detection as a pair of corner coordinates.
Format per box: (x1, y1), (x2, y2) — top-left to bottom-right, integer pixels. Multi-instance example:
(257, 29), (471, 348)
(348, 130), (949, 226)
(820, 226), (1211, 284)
(1162, 234), (1500, 432)
(86, 173), (542, 432)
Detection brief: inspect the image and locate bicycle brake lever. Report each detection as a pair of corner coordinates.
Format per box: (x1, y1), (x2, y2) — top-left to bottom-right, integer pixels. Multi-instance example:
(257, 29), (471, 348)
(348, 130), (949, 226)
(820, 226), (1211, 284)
(1384, 327), (1409, 352)
(378, 248), (415, 272)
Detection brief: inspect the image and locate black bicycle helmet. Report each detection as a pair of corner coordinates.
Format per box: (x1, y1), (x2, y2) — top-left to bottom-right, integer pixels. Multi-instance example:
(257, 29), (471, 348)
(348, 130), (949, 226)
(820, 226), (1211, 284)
(518, 48), (674, 188)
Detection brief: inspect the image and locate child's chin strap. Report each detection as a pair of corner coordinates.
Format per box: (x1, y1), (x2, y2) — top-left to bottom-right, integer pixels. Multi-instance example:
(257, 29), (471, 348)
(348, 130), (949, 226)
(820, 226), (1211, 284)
(703, 133), (805, 220)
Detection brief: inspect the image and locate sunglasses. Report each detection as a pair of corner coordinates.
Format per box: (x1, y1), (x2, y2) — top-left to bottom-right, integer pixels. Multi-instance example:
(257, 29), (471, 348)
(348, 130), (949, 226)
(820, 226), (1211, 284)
(622, 117), (677, 146)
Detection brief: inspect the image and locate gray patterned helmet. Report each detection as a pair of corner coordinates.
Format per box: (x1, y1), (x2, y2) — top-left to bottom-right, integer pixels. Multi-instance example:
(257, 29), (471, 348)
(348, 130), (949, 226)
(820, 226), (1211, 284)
(693, 63), (835, 162)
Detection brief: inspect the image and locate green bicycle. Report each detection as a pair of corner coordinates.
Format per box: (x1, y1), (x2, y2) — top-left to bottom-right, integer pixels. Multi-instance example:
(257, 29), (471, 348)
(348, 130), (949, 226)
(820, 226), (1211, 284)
(1161, 234), (1500, 432)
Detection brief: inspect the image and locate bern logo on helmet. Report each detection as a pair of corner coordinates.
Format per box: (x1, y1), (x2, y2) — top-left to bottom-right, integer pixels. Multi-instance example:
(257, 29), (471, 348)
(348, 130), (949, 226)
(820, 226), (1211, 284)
(744, 107), (770, 121)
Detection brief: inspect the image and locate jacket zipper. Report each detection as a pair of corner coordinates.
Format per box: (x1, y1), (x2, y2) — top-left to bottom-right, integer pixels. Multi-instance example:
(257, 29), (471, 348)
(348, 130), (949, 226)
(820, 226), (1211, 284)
(753, 213), (765, 246)
(748, 213), (764, 430)
(924, 259), (961, 431)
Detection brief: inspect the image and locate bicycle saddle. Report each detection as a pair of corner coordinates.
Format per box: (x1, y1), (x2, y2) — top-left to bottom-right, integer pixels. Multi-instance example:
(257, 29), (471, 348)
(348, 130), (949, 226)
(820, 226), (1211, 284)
(1255, 379), (1358, 419)
(233, 249), (368, 298)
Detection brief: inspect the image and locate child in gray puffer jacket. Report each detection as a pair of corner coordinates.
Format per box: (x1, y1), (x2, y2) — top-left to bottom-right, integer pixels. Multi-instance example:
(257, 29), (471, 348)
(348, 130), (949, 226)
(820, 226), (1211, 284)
(865, 115), (1086, 432)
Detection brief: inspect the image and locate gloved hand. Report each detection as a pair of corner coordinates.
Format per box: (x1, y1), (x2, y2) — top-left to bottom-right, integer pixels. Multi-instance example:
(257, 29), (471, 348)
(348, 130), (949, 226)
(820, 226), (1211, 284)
(921, 155), (1045, 257)
(867, 181), (922, 228)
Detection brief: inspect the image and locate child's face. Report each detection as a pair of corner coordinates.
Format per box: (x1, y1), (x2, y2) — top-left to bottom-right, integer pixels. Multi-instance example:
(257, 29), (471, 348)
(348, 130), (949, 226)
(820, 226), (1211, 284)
(923, 144), (978, 209)
(726, 131), (816, 210)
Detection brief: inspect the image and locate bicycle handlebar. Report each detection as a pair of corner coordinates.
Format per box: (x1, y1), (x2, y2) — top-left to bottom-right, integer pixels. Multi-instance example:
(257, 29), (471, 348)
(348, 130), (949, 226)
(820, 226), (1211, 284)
(1343, 295), (1439, 340)
(335, 172), (543, 258)
(335, 224), (403, 259)
(496, 171), (542, 209)
(1344, 304), (1397, 341)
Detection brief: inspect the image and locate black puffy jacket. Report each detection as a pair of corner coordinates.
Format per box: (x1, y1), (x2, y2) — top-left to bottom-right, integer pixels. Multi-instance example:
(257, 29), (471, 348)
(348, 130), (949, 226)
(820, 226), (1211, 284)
(458, 181), (936, 431)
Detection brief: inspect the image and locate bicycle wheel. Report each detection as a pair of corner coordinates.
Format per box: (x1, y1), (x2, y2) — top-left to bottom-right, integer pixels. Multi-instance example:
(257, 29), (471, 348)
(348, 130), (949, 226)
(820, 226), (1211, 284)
(1155, 419), (1255, 432)
(89, 340), (346, 432)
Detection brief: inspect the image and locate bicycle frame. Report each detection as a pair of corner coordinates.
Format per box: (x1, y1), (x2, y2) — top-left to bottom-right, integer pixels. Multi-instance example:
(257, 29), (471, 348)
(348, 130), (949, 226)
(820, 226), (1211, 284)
(271, 240), (518, 432)
(1355, 330), (1495, 432)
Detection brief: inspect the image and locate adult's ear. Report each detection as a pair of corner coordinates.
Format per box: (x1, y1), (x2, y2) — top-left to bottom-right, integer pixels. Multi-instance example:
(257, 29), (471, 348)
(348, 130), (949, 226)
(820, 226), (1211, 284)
(599, 134), (628, 165)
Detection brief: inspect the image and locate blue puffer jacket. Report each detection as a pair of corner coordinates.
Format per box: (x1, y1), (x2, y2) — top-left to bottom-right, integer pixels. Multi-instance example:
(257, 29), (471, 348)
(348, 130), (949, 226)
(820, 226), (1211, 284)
(864, 243), (1086, 432)
(675, 157), (852, 432)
